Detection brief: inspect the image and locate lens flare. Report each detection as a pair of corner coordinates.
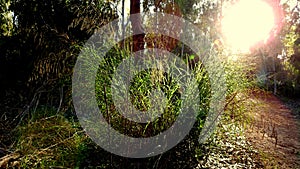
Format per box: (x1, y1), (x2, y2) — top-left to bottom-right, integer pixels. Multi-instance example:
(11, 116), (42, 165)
(222, 0), (275, 53)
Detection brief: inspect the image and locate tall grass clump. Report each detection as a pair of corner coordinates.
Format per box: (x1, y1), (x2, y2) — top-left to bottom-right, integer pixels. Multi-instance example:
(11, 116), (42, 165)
(93, 46), (211, 138)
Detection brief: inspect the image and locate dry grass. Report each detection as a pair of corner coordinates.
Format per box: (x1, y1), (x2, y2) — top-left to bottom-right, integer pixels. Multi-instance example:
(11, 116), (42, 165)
(2, 108), (86, 169)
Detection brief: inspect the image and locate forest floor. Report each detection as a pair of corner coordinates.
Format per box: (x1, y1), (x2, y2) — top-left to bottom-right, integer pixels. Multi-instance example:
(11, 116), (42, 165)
(245, 90), (300, 168)
(1, 89), (300, 168)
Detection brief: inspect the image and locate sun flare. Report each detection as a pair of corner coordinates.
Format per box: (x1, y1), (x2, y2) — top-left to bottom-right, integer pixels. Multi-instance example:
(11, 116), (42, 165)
(221, 0), (275, 53)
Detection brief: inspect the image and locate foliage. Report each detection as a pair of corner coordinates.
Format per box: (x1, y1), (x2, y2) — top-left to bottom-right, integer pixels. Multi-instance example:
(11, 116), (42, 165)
(13, 107), (86, 168)
(84, 46), (211, 138)
(258, 1), (300, 97)
(0, 0), (13, 36)
(224, 58), (254, 94)
(0, 0), (119, 111)
(13, 0), (117, 86)
(281, 19), (300, 96)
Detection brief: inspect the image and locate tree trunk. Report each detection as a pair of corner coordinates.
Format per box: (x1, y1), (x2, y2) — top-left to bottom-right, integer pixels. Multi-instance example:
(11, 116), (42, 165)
(130, 0), (145, 52)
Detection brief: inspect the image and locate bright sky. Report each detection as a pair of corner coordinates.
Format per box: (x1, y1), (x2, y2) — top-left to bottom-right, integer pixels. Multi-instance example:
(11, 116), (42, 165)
(117, 0), (130, 16)
(221, 0), (276, 53)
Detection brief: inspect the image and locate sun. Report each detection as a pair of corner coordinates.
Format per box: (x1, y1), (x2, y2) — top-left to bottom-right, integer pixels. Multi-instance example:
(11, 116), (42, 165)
(221, 0), (275, 53)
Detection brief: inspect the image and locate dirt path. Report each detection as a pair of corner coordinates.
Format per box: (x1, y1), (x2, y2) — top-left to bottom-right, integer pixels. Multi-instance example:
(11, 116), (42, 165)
(245, 90), (300, 168)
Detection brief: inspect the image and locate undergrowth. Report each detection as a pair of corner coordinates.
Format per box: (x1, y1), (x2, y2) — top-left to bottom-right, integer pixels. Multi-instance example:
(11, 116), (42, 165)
(1, 49), (266, 168)
(196, 90), (263, 168)
(12, 107), (86, 168)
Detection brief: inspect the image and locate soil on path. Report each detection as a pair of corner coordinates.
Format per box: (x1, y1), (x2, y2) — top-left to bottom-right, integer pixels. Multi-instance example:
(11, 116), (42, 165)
(245, 90), (300, 168)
